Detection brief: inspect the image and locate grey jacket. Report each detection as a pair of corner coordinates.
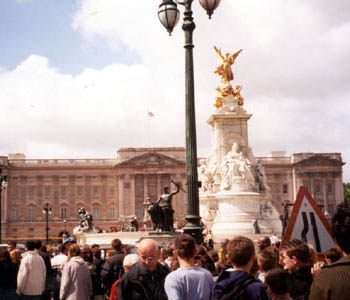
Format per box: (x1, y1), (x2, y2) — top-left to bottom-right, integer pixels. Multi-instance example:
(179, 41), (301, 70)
(60, 256), (92, 300)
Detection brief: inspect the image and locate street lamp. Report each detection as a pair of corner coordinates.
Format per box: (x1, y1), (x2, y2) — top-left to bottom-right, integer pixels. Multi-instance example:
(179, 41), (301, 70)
(42, 203), (52, 245)
(158, 0), (221, 243)
(63, 219), (68, 239)
(0, 169), (8, 244)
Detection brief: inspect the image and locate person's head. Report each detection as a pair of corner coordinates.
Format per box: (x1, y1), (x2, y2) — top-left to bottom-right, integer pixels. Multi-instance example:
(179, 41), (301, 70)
(258, 237), (271, 251)
(91, 247), (102, 259)
(325, 247), (343, 264)
(62, 237), (76, 250)
(0, 248), (11, 263)
(332, 203), (350, 255)
(174, 234), (196, 260)
(280, 239), (312, 272)
(265, 269), (290, 299)
(123, 254), (139, 272)
(91, 244), (100, 249)
(34, 240), (43, 250)
(68, 244), (81, 258)
(163, 187), (170, 194)
(209, 250), (219, 263)
(81, 246), (93, 263)
(25, 240), (36, 251)
(138, 238), (159, 271)
(257, 246), (280, 273)
(7, 241), (16, 252)
(226, 236), (255, 270)
(111, 238), (123, 251)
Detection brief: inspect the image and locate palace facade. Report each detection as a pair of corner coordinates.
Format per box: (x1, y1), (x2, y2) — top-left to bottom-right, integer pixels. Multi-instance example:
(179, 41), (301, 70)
(0, 148), (345, 242)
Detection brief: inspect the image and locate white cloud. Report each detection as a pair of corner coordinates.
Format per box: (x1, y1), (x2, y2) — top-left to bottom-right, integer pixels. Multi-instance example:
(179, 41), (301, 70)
(1, 0), (350, 182)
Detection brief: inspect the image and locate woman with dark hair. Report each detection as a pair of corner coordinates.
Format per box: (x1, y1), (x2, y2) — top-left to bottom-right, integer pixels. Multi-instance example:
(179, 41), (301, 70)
(0, 248), (19, 300)
(60, 244), (92, 300)
(195, 245), (216, 275)
(91, 247), (105, 300)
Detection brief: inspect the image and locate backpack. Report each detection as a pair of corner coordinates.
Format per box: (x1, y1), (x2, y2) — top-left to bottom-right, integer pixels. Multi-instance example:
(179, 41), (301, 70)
(216, 276), (258, 300)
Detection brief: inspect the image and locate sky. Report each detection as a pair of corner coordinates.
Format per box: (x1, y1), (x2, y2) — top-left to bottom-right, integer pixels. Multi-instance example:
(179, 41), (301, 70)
(0, 0), (349, 182)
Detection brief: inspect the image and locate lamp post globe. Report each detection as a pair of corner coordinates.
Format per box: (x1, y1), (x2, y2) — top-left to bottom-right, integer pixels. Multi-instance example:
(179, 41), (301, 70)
(158, 0), (221, 243)
(199, 0), (221, 18)
(158, 0), (180, 35)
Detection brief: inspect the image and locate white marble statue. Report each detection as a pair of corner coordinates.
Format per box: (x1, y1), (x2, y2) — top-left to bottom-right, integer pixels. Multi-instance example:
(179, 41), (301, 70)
(198, 159), (214, 193)
(220, 143), (255, 191)
(255, 162), (271, 193)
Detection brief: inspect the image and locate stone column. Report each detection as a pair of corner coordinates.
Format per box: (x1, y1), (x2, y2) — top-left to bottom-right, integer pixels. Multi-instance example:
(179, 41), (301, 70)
(118, 175), (125, 219)
(322, 175), (328, 211)
(157, 174), (162, 195)
(129, 174), (136, 216)
(143, 173), (148, 199)
(334, 172), (343, 205)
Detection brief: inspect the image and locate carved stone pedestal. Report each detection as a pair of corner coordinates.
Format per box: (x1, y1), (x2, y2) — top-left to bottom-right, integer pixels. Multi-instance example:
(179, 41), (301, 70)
(200, 192), (282, 241)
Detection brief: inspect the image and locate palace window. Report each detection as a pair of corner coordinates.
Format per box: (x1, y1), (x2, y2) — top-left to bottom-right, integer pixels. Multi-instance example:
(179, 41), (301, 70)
(109, 208), (115, 218)
(61, 187), (67, 197)
(12, 210), (18, 222)
(328, 204), (334, 216)
(282, 184), (288, 194)
(77, 186), (83, 197)
(28, 186), (35, 198)
(315, 183), (321, 193)
(327, 183), (333, 194)
(93, 186), (99, 197)
(45, 186), (51, 198)
(61, 208), (67, 219)
(93, 208), (99, 219)
(12, 186), (19, 198)
(109, 187), (115, 196)
(28, 208), (35, 221)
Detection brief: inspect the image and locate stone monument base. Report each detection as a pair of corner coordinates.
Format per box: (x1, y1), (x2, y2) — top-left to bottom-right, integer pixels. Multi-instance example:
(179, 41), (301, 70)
(75, 231), (180, 249)
(200, 192), (282, 241)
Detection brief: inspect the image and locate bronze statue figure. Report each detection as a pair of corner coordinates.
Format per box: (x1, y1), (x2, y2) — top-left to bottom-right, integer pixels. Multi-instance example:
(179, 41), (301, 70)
(147, 180), (180, 232)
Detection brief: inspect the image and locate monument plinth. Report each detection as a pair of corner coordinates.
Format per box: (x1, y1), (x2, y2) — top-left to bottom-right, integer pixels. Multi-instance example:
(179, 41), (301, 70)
(199, 47), (281, 240)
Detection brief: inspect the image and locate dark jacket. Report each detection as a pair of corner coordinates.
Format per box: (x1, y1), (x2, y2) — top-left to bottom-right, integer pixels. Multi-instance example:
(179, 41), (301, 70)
(117, 261), (170, 300)
(101, 250), (125, 291)
(91, 257), (105, 295)
(214, 269), (270, 300)
(286, 267), (313, 300)
(0, 259), (18, 289)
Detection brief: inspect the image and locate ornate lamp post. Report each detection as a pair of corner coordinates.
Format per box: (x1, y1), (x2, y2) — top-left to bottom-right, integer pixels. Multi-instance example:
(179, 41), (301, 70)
(158, 0), (221, 243)
(0, 169), (8, 244)
(42, 203), (52, 245)
(63, 219), (68, 239)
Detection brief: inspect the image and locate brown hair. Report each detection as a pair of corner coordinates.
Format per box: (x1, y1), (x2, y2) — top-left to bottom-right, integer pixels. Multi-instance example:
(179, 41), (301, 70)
(281, 239), (312, 266)
(111, 239), (122, 251)
(257, 246), (279, 273)
(68, 244), (81, 258)
(227, 236), (255, 267)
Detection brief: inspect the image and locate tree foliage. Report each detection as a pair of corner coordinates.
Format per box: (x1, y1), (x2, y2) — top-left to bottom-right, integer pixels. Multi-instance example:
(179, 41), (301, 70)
(344, 183), (350, 204)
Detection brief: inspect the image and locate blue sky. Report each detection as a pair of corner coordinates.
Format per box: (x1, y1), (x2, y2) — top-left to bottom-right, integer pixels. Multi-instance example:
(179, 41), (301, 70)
(0, 0), (349, 183)
(0, 0), (137, 74)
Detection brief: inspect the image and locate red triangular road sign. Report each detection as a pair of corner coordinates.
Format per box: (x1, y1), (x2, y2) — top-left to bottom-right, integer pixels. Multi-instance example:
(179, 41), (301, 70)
(281, 187), (336, 253)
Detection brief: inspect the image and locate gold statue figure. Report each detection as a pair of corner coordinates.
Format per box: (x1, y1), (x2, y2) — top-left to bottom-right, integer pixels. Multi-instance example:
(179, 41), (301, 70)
(214, 46), (243, 85)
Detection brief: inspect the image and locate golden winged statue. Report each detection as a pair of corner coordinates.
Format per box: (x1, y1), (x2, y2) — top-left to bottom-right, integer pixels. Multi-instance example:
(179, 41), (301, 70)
(214, 46), (243, 85)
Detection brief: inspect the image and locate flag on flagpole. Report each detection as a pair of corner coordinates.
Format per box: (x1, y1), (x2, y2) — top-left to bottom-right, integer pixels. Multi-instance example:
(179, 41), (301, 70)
(147, 111), (154, 117)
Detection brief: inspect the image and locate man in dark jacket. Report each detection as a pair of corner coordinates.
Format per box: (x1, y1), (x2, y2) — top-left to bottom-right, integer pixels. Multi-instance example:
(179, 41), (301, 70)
(214, 236), (270, 300)
(117, 238), (169, 300)
(101, 238), (125, 293)
(309, 203), (350, 300)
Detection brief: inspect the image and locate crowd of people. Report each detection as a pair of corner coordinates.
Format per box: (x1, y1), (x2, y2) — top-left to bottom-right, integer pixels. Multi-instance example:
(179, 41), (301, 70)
(0, 203), (349, 300)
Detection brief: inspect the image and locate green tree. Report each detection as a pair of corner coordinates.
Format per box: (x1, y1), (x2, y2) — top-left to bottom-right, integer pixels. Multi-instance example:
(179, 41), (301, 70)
(344, 182), (350, 204)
